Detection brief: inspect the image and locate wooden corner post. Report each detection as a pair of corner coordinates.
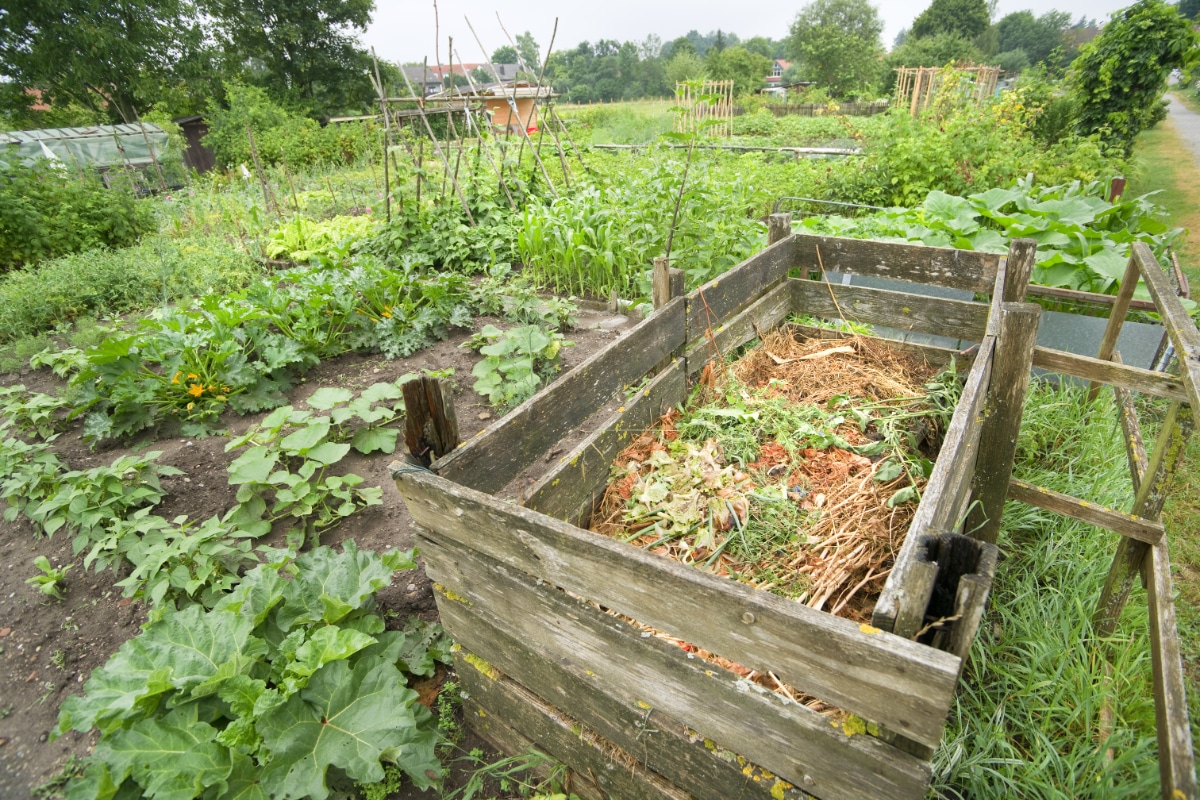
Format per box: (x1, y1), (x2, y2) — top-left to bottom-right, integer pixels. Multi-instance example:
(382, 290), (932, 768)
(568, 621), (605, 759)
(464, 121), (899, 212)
(402, 376), (460, 467)
(966, 302), (1041, 545)
(652, 256), (685, 310)
(768, 212), (793, 247)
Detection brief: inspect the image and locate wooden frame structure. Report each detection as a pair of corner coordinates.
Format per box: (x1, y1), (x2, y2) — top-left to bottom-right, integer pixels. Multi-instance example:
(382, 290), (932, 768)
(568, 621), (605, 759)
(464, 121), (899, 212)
(393, 226), (1196, 799)
(674, 79), (735, 138)
(893, 65), (1001, 115)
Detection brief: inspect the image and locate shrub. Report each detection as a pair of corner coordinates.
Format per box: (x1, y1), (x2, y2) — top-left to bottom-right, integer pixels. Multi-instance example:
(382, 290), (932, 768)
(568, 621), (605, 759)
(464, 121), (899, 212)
(0, 160), (155, 271)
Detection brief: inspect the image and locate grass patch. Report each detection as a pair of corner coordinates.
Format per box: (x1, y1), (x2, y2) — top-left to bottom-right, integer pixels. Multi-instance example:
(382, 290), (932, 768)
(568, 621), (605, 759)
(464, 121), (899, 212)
(932, 381), (1160, 799)
(1127, 116), (1200, 290)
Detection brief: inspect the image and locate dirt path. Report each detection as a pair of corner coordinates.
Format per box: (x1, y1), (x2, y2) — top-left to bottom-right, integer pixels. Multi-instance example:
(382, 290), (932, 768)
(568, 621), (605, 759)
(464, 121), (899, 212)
(1166, 95), (1200, 166)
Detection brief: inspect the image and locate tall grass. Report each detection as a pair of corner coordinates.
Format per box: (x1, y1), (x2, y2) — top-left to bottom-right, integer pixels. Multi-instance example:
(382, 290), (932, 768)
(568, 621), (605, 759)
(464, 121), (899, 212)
(932, 380), (1160, 798)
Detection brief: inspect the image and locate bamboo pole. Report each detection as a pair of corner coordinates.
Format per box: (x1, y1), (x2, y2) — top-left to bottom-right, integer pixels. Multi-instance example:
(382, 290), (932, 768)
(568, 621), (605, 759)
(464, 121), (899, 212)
(465, 15), (557, 196)
(370, 48), (393, 224)
(397, 58), (476, 225)
(454, 47), (518, 210)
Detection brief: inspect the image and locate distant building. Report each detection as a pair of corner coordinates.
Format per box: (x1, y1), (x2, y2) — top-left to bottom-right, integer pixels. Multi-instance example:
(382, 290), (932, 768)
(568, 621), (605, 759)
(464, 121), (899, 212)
(766, 59), (792, 85)
(427, 81), (555, 133)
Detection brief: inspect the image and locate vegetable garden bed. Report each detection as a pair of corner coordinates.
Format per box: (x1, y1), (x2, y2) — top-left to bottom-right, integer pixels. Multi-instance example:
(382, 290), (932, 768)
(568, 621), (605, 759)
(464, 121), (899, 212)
(393, 226), (1049, 799)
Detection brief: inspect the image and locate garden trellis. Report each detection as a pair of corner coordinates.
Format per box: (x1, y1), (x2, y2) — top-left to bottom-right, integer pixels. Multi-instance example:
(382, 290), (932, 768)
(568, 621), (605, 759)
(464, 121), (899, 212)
(893, 65), (1001, 115)
(674, 79), (735, 138)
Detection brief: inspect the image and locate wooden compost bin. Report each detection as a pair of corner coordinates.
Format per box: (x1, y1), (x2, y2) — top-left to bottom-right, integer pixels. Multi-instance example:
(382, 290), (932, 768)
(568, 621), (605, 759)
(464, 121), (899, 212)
(393, 229), (1045, 799)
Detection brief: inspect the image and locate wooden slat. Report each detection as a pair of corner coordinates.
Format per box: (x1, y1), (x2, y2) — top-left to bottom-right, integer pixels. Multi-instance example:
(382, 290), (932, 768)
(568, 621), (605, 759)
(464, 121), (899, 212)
(394, 470), (961, 748)
(1032, 346), (1189, 403)
(685, 235), (798, 342)
(1096, 402), (1194, 636)
(947, 543), (999, 664)
(440, 578), (810, 800)
(1001, 238), (1037, 303)
(1088, 254), (1142, 401)
(1132, 241), (1200, 411)
(428, 535), (932, 800)
(967, 303), (1041, 545)
(792, 279), (990, 343)
(458, 666), (682, 800)
(791, 234), (1000, 293)
(685, 281), (793, 376)
(1112, 353), (1149, 493)
(1006, 478), (1164, 544)
(524, 359), (688, 526)
(433, 296), (686, 493)
(873, 336), (995, 637)
(1145, 540), (1200, 800)
(1026, 283), (1158, 312)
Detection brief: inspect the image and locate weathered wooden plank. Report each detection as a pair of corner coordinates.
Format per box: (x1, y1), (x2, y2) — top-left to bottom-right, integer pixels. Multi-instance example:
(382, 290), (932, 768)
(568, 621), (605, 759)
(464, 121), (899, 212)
(1132, 241), (1200, 412)
(685, 281), (793, 376)
(768, 213), (793, 246)
(947, 542), (999, 665)
(457, 655), (689, 800)
(1032, 346), (1189, 403)
(1000, 239), (1037, 303)
(1145, 540), (1200, 800)
(1112, 353), (1149, 494)
(402, 376), (459, 465)
(1096, 402), (1195, 636)
(427, 535), (932, 800)
(791, 278), (990, 343)
(791, 234), (1000, 293)
(524, 359), (688, 527)
(873, 336), (995, 637)
(1026, 283), (1158, 312)
(1088, 254), (1141, 401)
(967, 303), (1041, 545)
(393, 470), (961, 748)
(460, 695), (606, 800)
(1006, 478), (1164, 545)
(433, 296), (686, 493)
(685, 236), (799, 342)
(437, 577), (810, 800)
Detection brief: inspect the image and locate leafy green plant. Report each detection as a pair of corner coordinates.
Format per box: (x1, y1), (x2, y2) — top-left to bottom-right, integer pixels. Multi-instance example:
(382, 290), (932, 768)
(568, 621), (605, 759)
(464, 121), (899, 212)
(0, 160), (155, 272)
(54, 543), (450, 800)
(466, 324), (571, 409)
(265, 214), (377, 264)
(796, 179), (1184, 296)
(445, 748), (578, 800)
(0, 385), (69, 439)
(26, 555), (72, 600)
(223, 380), (411, 546)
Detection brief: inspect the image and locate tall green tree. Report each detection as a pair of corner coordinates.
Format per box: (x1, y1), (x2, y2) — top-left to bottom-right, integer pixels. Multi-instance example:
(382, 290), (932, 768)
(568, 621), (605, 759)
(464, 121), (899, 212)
(490, 45), (518, 64)
(1072, 0), (1199, 154)
(788, 0), (884, 98)
(996, 10), (1072, 67)
(705, 46), (771, 96)
(0, 0), (208, 122)
(910, 0), (991, 41)
(1180, 0), (1200, 19)
(882, 32), (983, 91)
(515, 32), (541, 73)
(202, 0), (376, 116)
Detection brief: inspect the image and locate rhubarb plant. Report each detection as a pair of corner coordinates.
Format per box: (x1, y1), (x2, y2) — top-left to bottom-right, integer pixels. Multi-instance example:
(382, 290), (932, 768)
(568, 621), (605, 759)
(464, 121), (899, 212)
(54, 543), (450, 800)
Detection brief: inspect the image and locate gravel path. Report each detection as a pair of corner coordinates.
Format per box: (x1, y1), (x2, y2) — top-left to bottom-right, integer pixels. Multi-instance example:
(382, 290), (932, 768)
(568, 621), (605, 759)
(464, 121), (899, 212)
(1166, 94), (1200, 167)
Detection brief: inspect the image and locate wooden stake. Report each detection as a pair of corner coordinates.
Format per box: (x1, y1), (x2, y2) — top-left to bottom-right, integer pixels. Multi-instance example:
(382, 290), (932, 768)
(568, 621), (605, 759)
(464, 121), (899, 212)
(245, 125), (278, 217)
(402, 377), (460, 466)
(397, 61), (475, 225)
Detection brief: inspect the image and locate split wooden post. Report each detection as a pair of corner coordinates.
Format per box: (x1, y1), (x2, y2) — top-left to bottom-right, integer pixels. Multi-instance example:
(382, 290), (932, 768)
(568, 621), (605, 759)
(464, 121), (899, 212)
(965, 302), (1041, 545)
(402, 377), (459, 467)
(652, 256), (685, 310)
(1001, 238), (1038, 303)
(767, 212), (793, 247)
(1094, 401), (1194, 636)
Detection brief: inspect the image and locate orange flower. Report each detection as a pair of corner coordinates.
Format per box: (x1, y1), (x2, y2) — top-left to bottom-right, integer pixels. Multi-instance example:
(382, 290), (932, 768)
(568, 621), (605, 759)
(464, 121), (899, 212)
(187, 384), (204, 397)
(170, 372), (181, 384)
(187, 372), (199, 380)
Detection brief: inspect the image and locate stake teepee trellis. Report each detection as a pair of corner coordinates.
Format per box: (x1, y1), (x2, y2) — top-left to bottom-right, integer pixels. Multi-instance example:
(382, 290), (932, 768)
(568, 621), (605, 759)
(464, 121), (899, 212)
(894, 65), (1001, 115)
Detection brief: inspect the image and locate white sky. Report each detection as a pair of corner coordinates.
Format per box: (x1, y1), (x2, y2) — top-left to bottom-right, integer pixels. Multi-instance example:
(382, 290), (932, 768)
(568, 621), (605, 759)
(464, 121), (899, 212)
(361, 0), (1134, 67)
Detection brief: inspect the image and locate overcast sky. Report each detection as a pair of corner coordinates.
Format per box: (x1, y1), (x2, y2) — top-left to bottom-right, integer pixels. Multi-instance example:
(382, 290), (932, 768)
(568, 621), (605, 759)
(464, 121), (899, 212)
(361, 0), (1135, 67)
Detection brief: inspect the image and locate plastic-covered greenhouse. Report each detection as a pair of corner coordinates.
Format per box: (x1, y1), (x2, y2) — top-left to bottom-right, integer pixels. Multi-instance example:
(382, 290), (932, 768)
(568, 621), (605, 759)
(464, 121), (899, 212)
(0, 123), (168, 168)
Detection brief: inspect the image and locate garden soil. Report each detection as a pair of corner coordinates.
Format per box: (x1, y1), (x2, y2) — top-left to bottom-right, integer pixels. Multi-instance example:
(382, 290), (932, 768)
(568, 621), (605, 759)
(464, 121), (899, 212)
(0, 308), (636, 799)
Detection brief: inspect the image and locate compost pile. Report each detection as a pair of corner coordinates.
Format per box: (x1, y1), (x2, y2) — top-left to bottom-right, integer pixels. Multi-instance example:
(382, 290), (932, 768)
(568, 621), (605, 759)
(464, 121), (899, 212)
(593, 329), (958, 623)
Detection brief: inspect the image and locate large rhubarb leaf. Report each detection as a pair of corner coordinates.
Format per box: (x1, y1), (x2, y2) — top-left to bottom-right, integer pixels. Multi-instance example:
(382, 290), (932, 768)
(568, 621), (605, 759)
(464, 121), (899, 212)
(258, 658), (439, 799)
(275, 541), (395, 630)
(54, 635), (173, 736)
(95, 704), (232, 800)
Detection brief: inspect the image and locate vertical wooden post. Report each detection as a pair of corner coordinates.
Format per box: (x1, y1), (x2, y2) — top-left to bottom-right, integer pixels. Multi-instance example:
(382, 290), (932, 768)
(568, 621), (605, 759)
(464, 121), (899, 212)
(1087, 254), (1141, 400)
(402, 377), (460, 467)
(245, 125), (278, 217)
(1001, 238), (1037, 302)
(651, 256), (685, 310)
(965, 302), (1041, 545)
(1146, 539), (1200, 800)
(767, 212), (793, 247)
(1094, 401), (1194, 636)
